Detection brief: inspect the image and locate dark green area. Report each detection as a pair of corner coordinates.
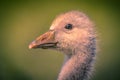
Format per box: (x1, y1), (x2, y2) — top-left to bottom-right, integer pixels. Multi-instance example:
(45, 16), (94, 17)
(0, 0), (120, 80)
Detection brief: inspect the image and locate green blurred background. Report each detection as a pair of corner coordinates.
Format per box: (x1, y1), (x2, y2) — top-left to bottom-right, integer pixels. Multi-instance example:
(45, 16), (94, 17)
(0, 0), (120, 80)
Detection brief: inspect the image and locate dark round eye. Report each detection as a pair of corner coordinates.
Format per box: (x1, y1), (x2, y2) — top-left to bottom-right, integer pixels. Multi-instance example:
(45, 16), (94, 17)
(64, 24), (73, 30)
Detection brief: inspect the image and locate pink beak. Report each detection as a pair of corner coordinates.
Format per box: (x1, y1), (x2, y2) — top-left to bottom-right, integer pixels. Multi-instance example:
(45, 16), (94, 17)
(29, 30), (57, 49)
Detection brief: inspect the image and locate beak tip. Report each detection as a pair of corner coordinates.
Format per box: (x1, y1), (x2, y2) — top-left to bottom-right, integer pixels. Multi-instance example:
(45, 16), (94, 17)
(29, 41), (36, 49)
(29, 45), (33, 49)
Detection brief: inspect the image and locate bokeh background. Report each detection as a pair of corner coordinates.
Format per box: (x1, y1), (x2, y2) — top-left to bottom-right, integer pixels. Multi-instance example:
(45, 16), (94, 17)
(0, 0), (120, 80)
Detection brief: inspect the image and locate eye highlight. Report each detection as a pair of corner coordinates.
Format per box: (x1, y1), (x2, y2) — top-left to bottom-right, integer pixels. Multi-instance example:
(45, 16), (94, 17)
(64, 24), (73, 30)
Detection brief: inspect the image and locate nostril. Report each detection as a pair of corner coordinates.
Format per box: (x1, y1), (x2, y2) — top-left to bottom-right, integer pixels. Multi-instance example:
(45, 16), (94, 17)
(41, 37), (46, 41)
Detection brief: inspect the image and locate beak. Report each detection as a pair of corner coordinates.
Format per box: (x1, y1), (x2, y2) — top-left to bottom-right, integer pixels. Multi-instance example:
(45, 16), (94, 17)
(29, 30), (57, 49)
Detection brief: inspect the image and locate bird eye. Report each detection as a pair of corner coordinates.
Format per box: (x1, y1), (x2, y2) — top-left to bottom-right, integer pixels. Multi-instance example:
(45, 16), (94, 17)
(65, 24), (73, 30)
